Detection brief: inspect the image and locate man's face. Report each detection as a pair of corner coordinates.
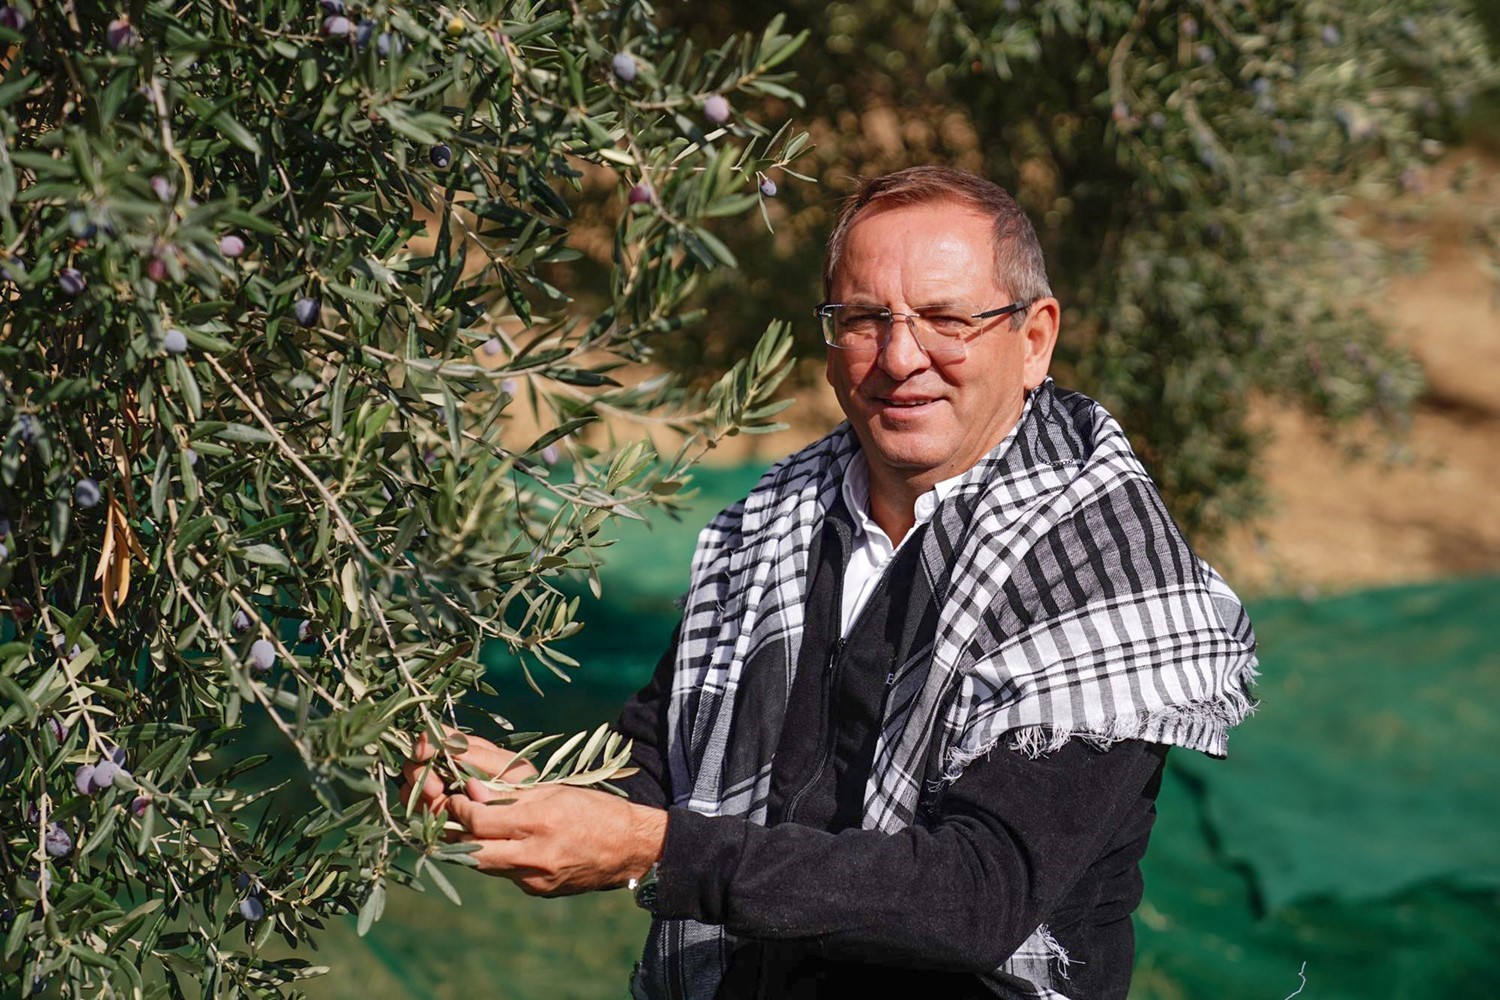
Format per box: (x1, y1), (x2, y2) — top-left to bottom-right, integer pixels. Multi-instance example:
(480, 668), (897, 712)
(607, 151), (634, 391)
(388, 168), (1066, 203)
(825, 200), (1056, 491)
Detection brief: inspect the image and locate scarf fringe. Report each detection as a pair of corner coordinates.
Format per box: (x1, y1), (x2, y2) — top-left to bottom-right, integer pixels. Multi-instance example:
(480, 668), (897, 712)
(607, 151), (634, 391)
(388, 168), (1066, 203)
(942, 663), (1262, 778)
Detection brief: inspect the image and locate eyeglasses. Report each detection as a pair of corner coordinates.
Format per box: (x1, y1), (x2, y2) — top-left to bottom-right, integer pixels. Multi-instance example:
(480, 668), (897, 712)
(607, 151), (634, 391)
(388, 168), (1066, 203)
(814, 301), (1031, 355)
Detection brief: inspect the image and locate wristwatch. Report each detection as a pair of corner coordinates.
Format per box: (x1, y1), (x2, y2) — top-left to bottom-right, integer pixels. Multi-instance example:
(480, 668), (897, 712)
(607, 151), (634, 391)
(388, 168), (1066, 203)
(628, 862), (661, 912)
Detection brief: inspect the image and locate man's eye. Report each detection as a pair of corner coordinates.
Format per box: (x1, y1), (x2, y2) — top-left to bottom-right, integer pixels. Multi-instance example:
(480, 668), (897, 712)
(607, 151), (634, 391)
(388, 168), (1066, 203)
(841, 311), (885, 328)
(923, 315), (971, 334)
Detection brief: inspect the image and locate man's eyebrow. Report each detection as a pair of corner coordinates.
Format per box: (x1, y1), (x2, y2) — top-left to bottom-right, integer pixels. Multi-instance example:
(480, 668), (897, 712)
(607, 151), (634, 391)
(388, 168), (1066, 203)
(836, 299), (971, 310)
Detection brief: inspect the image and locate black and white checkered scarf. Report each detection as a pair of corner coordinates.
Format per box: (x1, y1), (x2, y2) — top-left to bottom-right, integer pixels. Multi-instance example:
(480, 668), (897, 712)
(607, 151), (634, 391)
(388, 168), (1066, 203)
(632, 380), (1259, 1000)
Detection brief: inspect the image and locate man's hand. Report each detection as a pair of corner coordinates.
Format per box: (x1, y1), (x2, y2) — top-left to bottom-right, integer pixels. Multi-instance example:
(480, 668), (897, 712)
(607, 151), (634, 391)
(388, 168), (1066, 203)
(397, 726), (538, 817)
(398, 725), (667, 897)
(445, 780), (667, 896)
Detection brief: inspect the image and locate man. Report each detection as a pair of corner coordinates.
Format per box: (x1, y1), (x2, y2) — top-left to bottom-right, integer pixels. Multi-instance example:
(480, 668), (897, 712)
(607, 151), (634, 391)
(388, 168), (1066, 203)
(401, 166), (1258, 999)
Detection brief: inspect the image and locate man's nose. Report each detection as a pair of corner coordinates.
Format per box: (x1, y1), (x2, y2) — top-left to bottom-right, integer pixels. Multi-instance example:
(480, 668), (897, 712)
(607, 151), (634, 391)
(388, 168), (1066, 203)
(877, 314), (932, 379)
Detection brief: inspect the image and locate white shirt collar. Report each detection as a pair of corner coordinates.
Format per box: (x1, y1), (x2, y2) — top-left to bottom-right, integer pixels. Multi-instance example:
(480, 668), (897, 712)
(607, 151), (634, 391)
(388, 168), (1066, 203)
(840, 453), (966, 546)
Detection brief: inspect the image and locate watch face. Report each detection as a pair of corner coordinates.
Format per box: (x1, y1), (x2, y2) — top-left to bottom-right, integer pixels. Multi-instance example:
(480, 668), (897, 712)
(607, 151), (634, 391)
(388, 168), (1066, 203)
(632, 863), (661, 912)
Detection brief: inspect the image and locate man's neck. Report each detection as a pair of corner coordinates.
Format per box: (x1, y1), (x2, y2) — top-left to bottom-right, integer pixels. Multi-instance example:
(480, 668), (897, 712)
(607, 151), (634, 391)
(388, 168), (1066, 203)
(863, 464), (960, 546)
(866, 477), (921, 546)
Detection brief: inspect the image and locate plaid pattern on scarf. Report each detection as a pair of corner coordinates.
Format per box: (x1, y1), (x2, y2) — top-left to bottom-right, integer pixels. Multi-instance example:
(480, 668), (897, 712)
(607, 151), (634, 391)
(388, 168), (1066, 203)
(633, 381), (1259, 1000)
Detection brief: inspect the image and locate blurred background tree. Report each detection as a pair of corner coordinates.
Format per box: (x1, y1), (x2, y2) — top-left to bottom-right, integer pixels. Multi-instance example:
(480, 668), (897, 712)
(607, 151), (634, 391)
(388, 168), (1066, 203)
(0, 1), (805, 996)
(649, 0), (1499, 539)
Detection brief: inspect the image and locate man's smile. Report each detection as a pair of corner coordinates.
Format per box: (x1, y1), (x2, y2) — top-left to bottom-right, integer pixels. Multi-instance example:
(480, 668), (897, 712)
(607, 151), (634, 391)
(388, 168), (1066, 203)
(866, 389), (943, 411)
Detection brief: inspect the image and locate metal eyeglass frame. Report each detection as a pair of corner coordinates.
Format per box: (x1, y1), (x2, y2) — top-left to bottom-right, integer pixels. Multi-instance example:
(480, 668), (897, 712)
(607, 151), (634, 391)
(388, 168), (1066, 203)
(813, 300), (1032, 354)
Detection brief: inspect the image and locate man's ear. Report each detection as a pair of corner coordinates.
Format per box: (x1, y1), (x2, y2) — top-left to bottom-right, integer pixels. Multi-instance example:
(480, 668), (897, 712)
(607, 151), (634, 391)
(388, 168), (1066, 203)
(1021, 297), (1061, 389)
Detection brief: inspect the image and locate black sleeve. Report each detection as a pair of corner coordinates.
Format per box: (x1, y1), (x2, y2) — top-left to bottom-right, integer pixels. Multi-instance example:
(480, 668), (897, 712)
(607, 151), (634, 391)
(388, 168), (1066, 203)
(606, 621), (681, 808)
(653, 737), (1168, 974)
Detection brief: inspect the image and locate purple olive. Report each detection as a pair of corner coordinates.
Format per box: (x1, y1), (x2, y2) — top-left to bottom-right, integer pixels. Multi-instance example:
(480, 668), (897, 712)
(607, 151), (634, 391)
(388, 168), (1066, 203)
(75, 763), (98, 795)
(1321, 24), (1341, 46)
(150, 176), (174, 203)
(234, 873), (250, 891)
(108, 746), (126, 767)
(1182, 16), (1199, 39)
(106, 18), (136, 51)
(163, 329), (188, 354)
(376, 31), (401, 56)
(297, 619), (314, 643)
(539, 444), (560, 465)
(320, 0), (345, 12)
(248, 639), (276, 673)
(293, 296), (320, 328)
(46, 717), (66, 742)
(0, 256), (25, 285)
(611, 51), (636, 82)
(58, 268), (86, 296)
(74, 478), (101, 508)
(232, 609), (253, 634)
(90, 760), (120, 791)
(430, 143), (452, 168)
(130, 795), (151, 817)
(146, 256), (168, 283)
(703, 94), (731, 125)
(17, 415), (37, 443)
(759, 178), (778, 198)
(0, 542), (7, 562)
(239, 896), (265, 922)
(44, 824), (72, 858)
(322, 15), (351, 38)
(627, 182), (653, 205)
(354, 19), (374, 48)
(481, 337), (502, 356)
(184, 447), (198, 466)
(0, 6), (28, 31)
(1195, 44), (1215, 65)
(219, 234), (246, 258)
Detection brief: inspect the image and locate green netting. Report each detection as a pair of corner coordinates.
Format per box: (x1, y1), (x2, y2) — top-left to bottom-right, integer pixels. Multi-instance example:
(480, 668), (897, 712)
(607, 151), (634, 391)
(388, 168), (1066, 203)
(1171, 576), (1500, 909)
(1132, 768), (1500, 999)
(286, 466), (1500, 999)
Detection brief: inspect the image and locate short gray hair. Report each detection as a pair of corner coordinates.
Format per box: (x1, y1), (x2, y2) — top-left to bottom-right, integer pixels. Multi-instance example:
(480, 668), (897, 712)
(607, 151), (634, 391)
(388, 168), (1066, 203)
(822, 166), (1052, 322)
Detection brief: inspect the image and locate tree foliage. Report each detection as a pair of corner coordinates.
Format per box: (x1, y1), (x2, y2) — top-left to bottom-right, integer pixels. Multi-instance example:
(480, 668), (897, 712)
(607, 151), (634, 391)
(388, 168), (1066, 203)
(0, 1), (806, 996)
(663, 0), (1499, 538)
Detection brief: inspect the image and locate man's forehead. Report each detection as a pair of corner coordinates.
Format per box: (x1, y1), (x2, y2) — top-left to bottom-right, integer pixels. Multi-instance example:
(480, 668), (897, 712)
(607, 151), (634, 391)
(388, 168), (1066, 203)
(833, 202), (999, 296)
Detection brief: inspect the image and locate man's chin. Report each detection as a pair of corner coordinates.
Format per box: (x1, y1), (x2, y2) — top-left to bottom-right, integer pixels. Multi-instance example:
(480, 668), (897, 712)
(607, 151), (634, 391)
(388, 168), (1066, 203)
(856, 433), (947, 478)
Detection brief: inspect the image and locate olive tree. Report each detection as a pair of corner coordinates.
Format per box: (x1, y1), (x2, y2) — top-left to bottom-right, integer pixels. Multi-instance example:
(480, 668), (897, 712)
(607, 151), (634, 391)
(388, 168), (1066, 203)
(0, 1), (806, 996)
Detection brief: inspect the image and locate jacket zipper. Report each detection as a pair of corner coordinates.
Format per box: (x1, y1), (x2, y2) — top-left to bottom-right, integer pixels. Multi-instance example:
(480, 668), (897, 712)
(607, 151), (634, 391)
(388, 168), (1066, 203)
(780, 635), (845, 825)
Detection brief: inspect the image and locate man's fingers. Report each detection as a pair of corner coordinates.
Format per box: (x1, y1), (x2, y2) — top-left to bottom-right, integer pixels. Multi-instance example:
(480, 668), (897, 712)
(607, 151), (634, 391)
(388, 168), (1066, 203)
(466, 777), (503, 804)
(454, 741), (536, 783)
(444, 792), (528, 839)
(398, 758), (449, 811)
(464, 837), (541, 877)
(407, 727), (537, 783)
